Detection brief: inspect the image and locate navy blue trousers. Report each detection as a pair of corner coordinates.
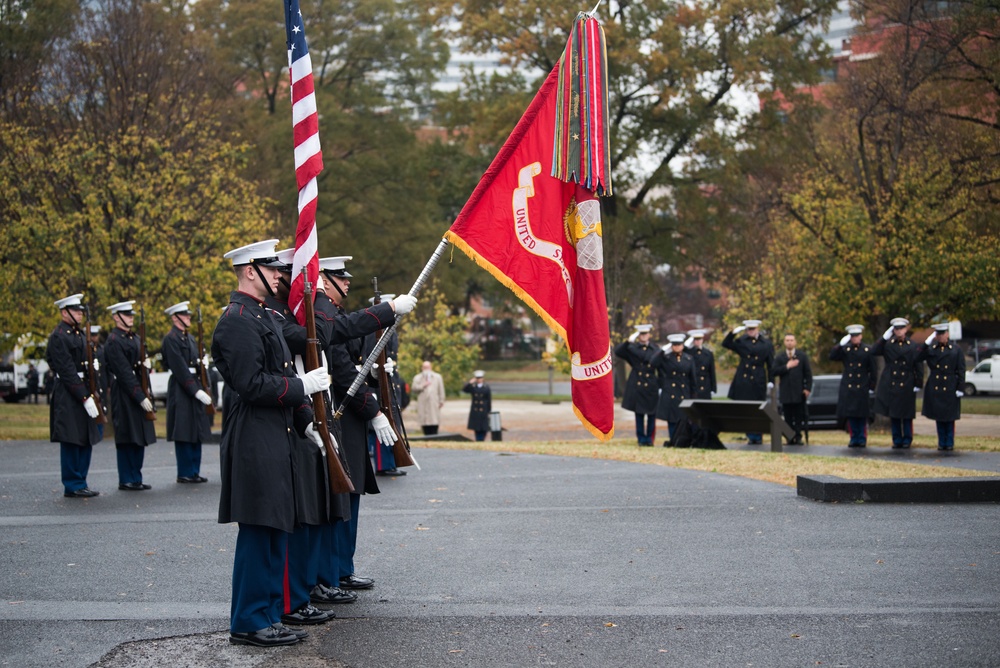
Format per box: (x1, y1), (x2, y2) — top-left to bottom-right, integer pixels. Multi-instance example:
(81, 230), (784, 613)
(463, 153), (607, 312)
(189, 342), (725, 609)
(890, 419), (913, 446)
(847, 418), (868, 446)
(667, 420), (680, 444)
(116, 443), (145, 484)
(174, 440), (202, 478)
(231, 523), (288, 633)
(936, 421), (955, 449)
(60, 442), (93, 493)
(634, 413), (656, 445)
(332, 493), (362, 578)
(286, 524), (321, 613)
(316, 521), (344, 587)
(369, 431), (396, 471)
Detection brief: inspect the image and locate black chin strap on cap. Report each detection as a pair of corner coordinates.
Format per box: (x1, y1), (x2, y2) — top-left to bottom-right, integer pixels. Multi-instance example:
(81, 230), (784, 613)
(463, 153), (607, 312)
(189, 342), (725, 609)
(115, 313), (130, 331)
(252, 263), (277, 299)
(324, 271), (347, 300)
(278, 274), (291, 291)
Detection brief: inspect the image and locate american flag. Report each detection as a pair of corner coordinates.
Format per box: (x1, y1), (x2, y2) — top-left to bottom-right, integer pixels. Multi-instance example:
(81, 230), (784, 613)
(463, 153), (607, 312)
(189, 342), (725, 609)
(285, 0), (322, 325)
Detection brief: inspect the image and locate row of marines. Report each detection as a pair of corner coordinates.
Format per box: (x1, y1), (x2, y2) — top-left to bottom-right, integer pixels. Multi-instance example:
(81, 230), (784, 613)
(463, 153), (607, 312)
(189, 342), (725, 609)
(48, 241), (418, 647)
(615, 317), (965, 451)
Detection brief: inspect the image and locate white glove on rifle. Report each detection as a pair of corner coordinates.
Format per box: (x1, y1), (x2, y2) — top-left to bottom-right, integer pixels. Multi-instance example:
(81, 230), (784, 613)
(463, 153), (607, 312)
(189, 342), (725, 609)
(733, 325), (746, 335)
(142, 357), (152, 370)
(628, 331), (639, 343)
(839, 334), (851, 346)
(91, 358), (100, 372)
(195, 389), (212, 405)
(956, 390), (964, 398)
(369, 412), (397, 445)
(924, 331), (937, 345)
(83, 396), (99, 419)
(299, 367), (330, 395)
(201, 354), (210, 369)
(913, 387), (920, 393)
(767, 382), (774, 390)
(140, 398), (154, 413)
(883, 326), (894, 341)
(383, 358), (396, 375)
(391, 294), (417, 315)
(305, 423), (327, 451)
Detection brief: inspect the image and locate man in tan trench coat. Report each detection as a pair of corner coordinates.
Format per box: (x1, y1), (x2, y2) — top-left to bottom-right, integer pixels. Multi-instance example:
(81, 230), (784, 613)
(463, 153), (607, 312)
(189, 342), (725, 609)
(412, 360), (446, 435)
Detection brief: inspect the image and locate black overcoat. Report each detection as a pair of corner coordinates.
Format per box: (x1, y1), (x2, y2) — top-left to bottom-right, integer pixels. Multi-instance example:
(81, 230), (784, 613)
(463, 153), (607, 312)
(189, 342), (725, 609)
(614, 340), (659, 414)
(772, 350), (813, 405)
(873, 336), (924, 419)
(652, 350), (696, 422)
(212, 291), (313, 533)
(463, 381), (492, 431)
(686, 345), (717, 399)
(723, 332), (774, 401)
(46, 323), (102, 446)
(919, 342), (965, 422)
(162, 326), (211, 443)
(829, 342), (876, 419)
(104, 327), (156, 446)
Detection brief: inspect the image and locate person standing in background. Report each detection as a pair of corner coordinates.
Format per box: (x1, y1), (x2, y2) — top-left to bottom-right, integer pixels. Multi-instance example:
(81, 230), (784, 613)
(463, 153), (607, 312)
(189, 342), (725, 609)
(463, 370), (491, 441)
(162, 301), (212, 483)
(614, 324), (659, 446)
(412, 360), (446, 436)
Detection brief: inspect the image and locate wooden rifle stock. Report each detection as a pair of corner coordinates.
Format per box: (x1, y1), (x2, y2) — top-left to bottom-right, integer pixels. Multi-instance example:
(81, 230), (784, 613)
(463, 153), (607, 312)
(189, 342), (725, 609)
(138, 306), (156, 421)
(195, 307), (217, 416)
(303, 274), (355, 494)
(82, 306), (107, 425)
(371, 278), (414, 468)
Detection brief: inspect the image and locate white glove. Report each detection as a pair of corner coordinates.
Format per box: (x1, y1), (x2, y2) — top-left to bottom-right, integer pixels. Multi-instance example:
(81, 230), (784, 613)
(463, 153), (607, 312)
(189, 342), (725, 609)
(767, 382), (774, 390)
(956, 390), (964, 398)
(140, 398), (154, 413)
(201, 354), (210, 368)
(92, 358), (100, 372)
(839, 334), (851, 346)
(883, 326), (893, 341)
(195, 389), (212, 405)
(869, 389), (875, 396)
(315, 273), (326, 293)
(925, 331), (936, 345)
(369, 412), (397, 445)
(391, 294), (417, 315)
(142, 357), (152, 370)
(305, 423), (326, 451)
(384, 358), (396, 375)
(661, 344), (670, 352)
(83, 396), (99, 418)
(299, 367), (330, 395)
(628, 331), (639, 343)
(684, 337), (694, 348)
(733, 326), (746, 335)
(914, 387), (920, 393)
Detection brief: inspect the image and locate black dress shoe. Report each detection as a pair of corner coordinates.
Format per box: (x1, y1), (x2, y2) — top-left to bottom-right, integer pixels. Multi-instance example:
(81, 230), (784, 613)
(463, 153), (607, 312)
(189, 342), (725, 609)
(119, 482), (152, 491)
(176, 475), (209, 483)
(64, 488), (99, 498)
(280, 603), (335, 626)
(230, 626), (299, 647)
(310, 584), (357, 604)
(271, 623), (308, 640)
(376, 468), (406, 476)
(339, 574), (375, 590)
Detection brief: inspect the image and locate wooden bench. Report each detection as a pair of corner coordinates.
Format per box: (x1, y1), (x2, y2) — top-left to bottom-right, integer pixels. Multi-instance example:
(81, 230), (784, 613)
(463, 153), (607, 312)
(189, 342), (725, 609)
(680, 398), (794, 452)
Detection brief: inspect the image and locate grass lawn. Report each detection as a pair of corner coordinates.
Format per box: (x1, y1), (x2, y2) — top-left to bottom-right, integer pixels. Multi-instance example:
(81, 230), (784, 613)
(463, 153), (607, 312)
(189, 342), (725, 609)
(0, 402), (168, 441)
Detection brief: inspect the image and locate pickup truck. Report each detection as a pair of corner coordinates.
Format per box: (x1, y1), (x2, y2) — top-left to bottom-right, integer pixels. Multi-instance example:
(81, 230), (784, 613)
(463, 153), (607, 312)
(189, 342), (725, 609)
(149, 370), (224, 408)
(965, 356), (1000, 396)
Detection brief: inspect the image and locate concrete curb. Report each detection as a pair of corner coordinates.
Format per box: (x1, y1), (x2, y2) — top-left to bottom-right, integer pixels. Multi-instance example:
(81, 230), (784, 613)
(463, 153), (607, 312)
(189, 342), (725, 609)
(797, 474), (1000, 503)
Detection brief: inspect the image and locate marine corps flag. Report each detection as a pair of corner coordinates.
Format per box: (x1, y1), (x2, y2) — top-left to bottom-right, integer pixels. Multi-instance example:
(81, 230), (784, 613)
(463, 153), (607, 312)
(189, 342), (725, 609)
(445, 12), (615, 440)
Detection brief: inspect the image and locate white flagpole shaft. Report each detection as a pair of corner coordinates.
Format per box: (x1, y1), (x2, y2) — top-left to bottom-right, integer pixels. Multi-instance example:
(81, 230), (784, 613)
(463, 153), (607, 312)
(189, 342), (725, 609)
(333, 238), (451, 419)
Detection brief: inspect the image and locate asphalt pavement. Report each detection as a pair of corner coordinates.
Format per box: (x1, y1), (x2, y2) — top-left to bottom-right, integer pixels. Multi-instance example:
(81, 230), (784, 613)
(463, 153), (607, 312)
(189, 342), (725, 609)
(1, 430), (999, 667)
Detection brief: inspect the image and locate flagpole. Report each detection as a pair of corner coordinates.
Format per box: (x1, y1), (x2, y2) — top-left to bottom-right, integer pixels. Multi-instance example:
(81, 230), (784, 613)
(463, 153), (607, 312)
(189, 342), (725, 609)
(332, 238), (451, 419)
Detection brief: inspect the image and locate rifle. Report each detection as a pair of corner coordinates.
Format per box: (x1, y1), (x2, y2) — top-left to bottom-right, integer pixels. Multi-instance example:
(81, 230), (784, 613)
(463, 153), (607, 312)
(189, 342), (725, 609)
(371, 277), (414, 468)
(82, 306), (107, 425)
(137, 306), (156, 421)
(303, 271), (355, 494)
(195, 306), (217, 416)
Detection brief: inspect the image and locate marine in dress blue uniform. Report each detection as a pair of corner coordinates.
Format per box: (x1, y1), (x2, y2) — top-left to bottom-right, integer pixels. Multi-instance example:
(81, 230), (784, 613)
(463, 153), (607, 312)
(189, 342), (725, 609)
(213, 240), (332, 647)
(684, 329), (717, 400)
(771, 333), (813, 445)
(362, 293), (407, 476)
(722, 319), (774, 444)
(918, 324), (965, 451)
(463, 370), (492, 441)
(872, 317), (924, 449)
(161, 301), (212, 482)
(104, 301), (156, 490)
(829, 325), (877, 447)
(614, 324), (659, 445)
(651, 334), (696, 444)
(47, 294), (103, 498)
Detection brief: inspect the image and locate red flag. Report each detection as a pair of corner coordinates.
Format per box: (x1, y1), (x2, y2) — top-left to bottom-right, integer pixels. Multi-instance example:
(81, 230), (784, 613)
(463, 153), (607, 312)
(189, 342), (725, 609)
(284, 0), (321, 325)
(445, 47), (615, 440)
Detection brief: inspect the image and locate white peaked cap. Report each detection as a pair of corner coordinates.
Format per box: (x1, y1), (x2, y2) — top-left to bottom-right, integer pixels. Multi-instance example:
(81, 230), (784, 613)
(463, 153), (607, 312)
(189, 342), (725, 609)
(667, 333), (686, 344)
(687, 329), (706, 338)
(55, 294), (84, 309)
(89, 325), (101, 334)
(846, 324), (864, 335)
(473, 370), (485, 378)
(890, 317), (910, 327)
(633, 324), (653, 333)
(318, 256), (353, 276)
(224, 239), (280, 266)
(164, 301), (191, 316)
(743, 319), (762, 328)
(106, 300), (136, 314)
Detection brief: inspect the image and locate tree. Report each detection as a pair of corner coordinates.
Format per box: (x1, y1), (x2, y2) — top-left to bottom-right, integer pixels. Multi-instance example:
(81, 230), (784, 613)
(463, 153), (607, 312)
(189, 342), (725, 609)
(0, 0), (269, 340)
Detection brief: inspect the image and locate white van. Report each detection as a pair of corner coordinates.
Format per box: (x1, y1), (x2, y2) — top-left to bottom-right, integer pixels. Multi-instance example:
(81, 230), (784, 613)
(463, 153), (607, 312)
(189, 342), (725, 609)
(965, 355), (1000, 396)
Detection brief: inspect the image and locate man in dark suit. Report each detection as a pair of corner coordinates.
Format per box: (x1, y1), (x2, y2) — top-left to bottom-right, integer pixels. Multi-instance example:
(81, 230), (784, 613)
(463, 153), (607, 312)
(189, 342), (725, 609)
(772, 333), (813, 445)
